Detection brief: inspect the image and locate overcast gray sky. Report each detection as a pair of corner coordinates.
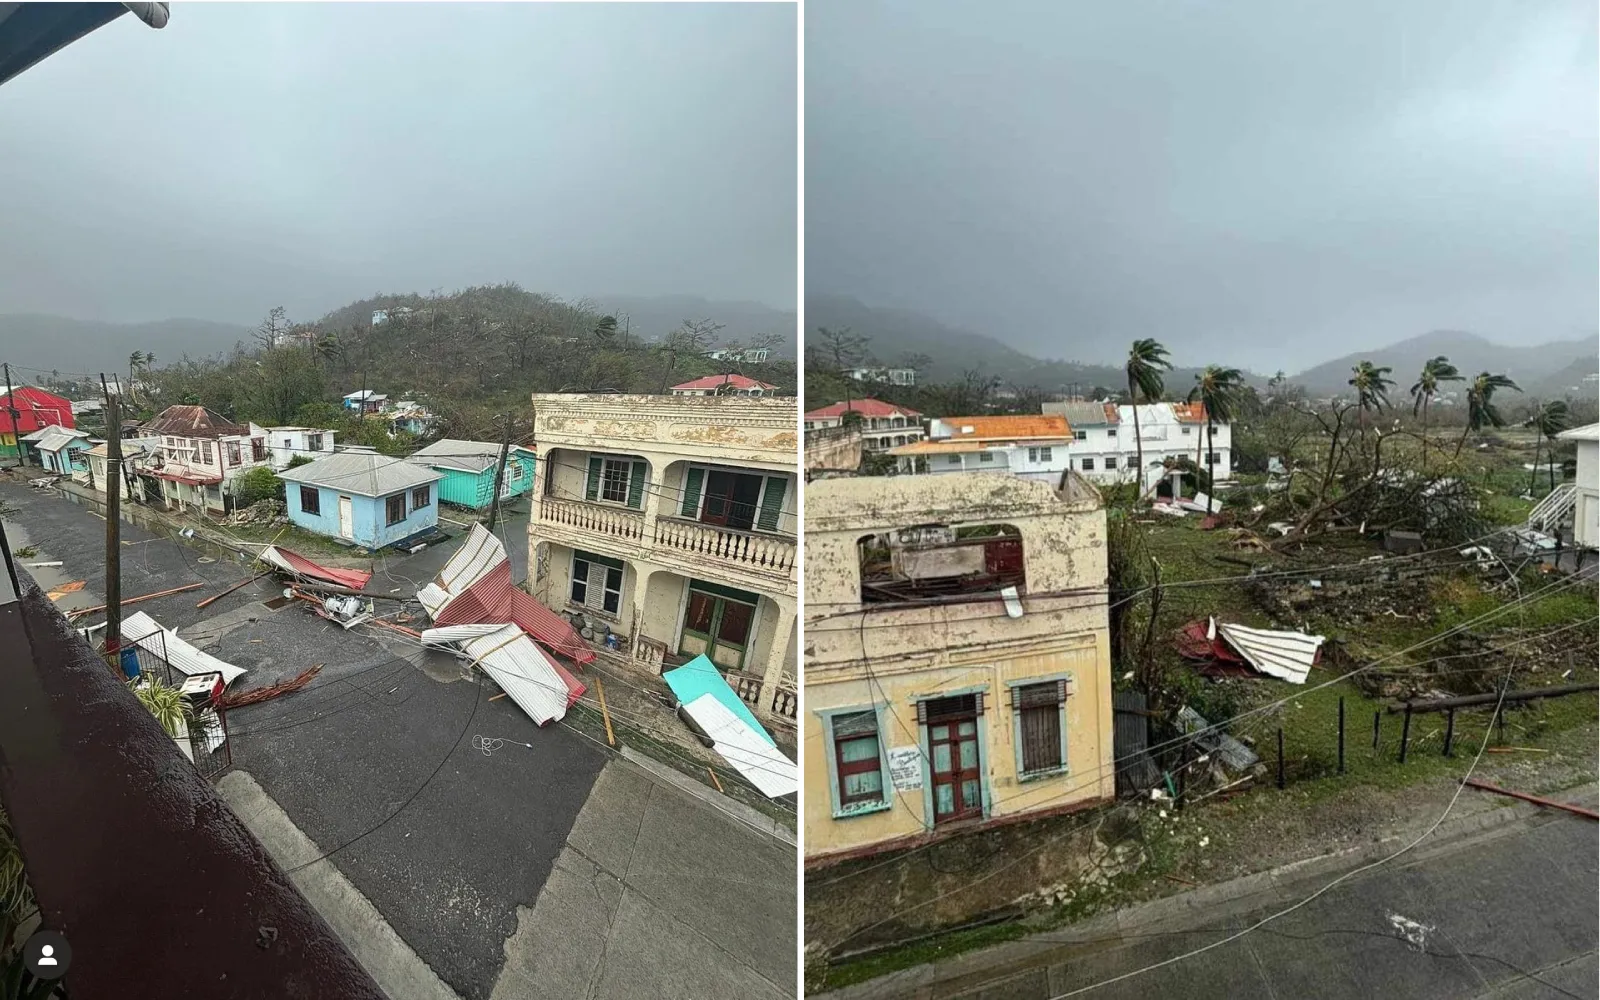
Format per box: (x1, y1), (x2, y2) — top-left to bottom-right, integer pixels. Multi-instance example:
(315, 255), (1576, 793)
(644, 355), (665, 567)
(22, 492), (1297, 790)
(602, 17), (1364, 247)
(807, 0), (1597, 372)
(0, 2), (795, 325)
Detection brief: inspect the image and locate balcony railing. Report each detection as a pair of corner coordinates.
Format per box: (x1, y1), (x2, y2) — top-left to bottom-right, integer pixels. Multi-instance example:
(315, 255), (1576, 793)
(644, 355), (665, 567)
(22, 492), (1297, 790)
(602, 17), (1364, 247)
(654, 516), (796, 576)
(539, 496), (646, 542)
(772, 677), (798, 721)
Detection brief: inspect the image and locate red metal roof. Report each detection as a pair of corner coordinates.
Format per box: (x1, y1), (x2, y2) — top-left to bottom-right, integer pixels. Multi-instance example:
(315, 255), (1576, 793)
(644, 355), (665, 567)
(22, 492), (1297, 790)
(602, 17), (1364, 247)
(433, 561), (595, 665)
(671, 374), (776, 391)
(804, 398), (922, 419)
(260, 546), (375, 590)
(0, 386), (74, 435)
(148, 469), (223, 486)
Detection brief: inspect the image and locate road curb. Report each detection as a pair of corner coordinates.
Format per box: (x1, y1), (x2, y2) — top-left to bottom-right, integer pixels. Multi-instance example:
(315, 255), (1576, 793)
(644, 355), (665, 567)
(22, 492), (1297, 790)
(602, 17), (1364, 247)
(619, 745), (797, 847)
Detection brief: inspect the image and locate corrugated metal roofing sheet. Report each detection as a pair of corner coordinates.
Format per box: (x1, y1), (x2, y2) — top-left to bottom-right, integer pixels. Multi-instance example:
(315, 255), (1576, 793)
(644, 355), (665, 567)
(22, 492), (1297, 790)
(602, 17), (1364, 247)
(431, 523), (504, 595)
(935, 415), (1072, 441)
(420, 623), (508, 644)
(458, 625), (575, 726)
(1216, 622), (1325, 685)
(122, 611), (247, 687)
(804, 398), (922, 419)
(682, 693), (797, 798)
(433, 562), (595, 665)
(277, 450), (442, 498)
(407, 439), (531, 475)
(259, 546), (374, 590)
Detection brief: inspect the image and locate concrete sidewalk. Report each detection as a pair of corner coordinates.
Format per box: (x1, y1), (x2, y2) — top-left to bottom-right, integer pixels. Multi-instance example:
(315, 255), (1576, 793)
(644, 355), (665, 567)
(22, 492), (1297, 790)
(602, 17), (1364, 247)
(822, 783), (1599, 1000)
(491, 757), (797, 1000)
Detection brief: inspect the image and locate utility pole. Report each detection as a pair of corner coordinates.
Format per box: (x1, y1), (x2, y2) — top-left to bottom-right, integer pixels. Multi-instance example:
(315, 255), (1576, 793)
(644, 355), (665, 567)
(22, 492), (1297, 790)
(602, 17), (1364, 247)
(101, 374), (123, 668)
(4, 362), (25, 468)
(485, 413), (512, 532)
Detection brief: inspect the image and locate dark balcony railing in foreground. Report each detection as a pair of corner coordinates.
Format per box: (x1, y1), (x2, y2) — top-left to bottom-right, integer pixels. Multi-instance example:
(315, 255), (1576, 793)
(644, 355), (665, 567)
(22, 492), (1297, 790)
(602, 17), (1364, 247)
(0, 587), (385, 999)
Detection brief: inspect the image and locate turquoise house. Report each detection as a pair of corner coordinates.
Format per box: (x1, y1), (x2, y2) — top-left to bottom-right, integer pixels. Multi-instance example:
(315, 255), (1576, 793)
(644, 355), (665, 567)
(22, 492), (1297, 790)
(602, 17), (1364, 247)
(24, 426), (92, 474)
(406, 439), (536, 510)
(277, 447), (445, 551)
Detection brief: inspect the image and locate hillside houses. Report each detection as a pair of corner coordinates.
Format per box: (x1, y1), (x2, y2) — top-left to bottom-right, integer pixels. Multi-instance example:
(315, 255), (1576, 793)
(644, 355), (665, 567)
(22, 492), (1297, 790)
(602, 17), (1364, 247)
(407, 438), (535, 510)
(803, 398), (924, 453)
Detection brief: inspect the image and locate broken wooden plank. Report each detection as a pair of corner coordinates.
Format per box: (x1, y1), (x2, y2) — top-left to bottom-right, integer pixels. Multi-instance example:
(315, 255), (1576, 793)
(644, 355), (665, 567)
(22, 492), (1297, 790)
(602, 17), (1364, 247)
(706, 767), (724, 794)
(1464, 779), (1599, 820)
(67, 582), (204, 618)
(196, 572), (268, 610)
(597, 678), (616, 747)
(488, 692), (508, 703)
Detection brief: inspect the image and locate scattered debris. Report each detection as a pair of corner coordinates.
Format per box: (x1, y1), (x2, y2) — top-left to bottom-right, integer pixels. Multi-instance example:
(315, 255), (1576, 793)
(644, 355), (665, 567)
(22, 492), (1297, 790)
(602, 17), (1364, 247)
(1151, 503), (1187, 518)
(25, 560), (62, 568)
(1462, 780), (1599, 820)
(1176, 618), (1325, 684)
(196, 572), (268, 610)
(663, 655), (797, 798)
(224, 498), (286, 526)
(46, 580), (87, 601)
(220, 665), (323, 709)
(1388, 913), (1435, 953)
(259, 546), (374, 590)
(120, 611), (248, 686)
(67, 582), (204, 619)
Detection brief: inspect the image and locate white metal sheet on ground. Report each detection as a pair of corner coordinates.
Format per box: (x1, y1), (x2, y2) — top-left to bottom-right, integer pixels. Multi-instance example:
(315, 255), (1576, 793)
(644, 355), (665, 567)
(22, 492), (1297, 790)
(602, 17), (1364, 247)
(418, 524), (508, 621)
(1216, 621), (1324, 685)
(459, 624), (570, 726)
(121, 611), (248, 687)
(683, 693), (798, 798)
(417, 582), (453, 619)
(421, 623), (511, 646)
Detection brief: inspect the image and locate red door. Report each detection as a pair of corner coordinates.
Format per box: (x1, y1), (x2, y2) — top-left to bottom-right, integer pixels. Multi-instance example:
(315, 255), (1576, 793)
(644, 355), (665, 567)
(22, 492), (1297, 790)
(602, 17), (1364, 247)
(926, 695), (982, 823)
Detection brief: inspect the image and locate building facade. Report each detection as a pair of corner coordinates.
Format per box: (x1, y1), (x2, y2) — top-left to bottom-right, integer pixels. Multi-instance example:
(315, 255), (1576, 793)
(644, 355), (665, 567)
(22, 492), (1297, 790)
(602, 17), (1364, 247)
(803, 473), (1114, 864)
(803, 398), (925, 453)
(24, 425), (91, 474)
(408, 439), (537, 510)
(527, 393), (798, 724)
(844, 367), (917, 387)
(0, 385), (74, 461)
(138, 406), (272, 515)
(264, 426), (337, 470)
(893, 404), (1232, 491)
(1556, 423), (1598, 549)
(278, 448), (444, 551)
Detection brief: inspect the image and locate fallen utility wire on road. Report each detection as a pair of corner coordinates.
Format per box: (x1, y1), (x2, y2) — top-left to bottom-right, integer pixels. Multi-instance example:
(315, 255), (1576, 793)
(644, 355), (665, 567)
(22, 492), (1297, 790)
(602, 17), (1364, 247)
(196, 572), (269, 610)
(1463, 779), (1599, 820)
(67, 582), (204, 619)
(220, 664), (324, 709)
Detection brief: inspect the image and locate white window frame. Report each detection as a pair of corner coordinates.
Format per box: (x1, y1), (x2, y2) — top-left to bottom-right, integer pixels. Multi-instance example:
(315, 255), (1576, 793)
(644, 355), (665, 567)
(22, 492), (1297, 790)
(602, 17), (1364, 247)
(819, 705), (893, 818)
(599, 458), (632, 504)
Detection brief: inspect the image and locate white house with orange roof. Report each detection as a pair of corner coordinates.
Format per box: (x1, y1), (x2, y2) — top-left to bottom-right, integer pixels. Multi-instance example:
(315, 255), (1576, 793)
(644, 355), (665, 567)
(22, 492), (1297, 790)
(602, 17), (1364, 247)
(669, 374), (777, 397)
(803, 398), (924, 452)
(893, 404), (1232, 491)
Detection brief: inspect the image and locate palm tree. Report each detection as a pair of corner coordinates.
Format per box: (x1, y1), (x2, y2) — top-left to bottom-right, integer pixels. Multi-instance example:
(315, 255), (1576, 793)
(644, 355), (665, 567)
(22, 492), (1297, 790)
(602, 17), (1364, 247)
(1453, 372), (1522, 459)
(593, 315), (618, 343)
(1125, 339), (1172, 498)
(1410, 356), (1462, 469)
(1525, 399), (1570, 493)
(1187, 365), (1246, 512)
(1347, 360), (1395, 432)
(313, 333), (342, 368)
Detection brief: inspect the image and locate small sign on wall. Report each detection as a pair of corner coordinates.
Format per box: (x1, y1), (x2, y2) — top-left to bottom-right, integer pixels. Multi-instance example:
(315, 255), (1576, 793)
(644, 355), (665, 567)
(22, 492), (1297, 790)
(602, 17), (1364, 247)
(887, 746), (924, 792)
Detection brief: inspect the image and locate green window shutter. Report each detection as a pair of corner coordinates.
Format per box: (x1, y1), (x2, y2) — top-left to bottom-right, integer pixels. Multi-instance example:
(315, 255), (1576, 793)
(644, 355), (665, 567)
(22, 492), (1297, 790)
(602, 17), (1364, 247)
(627, 461), (646, 509)
(757, 476), (787, 532)
(585, 455), (602, 501)
(680, 466), (705, 517)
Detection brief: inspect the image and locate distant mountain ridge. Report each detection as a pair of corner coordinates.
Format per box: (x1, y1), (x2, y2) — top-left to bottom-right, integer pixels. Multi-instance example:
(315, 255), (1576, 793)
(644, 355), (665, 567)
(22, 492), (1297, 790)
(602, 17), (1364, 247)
(1287, 330), (1597, 397)
(806, 295), (1597, 400)
(806, 294), (1263, 393)
(0, 313), (252, 380)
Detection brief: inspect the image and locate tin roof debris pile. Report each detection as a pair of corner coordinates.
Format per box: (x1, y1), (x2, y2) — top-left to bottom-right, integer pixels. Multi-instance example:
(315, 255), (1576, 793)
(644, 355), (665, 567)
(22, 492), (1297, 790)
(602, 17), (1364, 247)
(417, 524), (593, 665)
(1176, 617), (1325, 684)
(663, 655), (797, 799)
(259, 546), (374, 590)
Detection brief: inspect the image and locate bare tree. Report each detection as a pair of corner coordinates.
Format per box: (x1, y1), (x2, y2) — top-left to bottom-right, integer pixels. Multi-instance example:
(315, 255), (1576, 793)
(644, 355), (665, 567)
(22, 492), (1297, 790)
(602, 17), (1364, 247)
(255, 306), (290, 351)
(656, 318), (725, 392)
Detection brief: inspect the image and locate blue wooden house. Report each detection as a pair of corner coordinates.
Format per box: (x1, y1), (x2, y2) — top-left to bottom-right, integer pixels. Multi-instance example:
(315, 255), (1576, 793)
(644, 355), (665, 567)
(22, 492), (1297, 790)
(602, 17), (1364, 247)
(406, 439), (536, 510)
(277, 447), (445, 551)
(23, 425), (92, 474)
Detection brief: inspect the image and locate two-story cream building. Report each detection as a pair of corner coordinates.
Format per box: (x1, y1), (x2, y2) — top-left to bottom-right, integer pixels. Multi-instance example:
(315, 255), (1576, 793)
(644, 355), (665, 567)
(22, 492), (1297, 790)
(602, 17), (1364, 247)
(527, 393), (799, 725)
(803, 472), (1115, 865)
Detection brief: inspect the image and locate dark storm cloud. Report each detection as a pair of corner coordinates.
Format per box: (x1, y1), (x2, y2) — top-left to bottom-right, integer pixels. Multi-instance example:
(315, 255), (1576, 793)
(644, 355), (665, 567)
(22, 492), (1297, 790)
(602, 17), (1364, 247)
(0, 2), (795, 324)
(806, 0), (1597, 370)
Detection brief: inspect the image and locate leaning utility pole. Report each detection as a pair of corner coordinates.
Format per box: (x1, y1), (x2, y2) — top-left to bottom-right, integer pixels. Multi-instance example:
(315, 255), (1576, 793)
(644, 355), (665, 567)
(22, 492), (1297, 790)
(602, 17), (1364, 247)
(101, 375), (123, 668)
(485, 413), (513, 532)
(3, 362), (25, 468)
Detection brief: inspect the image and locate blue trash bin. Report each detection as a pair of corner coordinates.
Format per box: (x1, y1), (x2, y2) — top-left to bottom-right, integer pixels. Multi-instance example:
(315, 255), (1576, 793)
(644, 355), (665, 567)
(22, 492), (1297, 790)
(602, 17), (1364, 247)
(120, 646), (140, 679)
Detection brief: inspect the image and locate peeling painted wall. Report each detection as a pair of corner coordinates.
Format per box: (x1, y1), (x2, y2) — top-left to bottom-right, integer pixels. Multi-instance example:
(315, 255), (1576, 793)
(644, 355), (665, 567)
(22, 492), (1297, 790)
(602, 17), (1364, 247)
(804, 473), (1115, 860)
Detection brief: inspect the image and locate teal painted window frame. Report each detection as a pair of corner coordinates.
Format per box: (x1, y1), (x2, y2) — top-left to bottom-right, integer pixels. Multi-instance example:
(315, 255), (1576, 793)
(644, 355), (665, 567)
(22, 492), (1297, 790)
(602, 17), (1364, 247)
(913, 684), (992, 830)
(817, 704), (893, 820)
(1007, 673), (1071, 782)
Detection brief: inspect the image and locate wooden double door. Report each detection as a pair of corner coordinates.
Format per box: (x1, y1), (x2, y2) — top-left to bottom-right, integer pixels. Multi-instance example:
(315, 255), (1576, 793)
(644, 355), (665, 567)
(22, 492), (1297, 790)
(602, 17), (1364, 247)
(924, 694), (983, 824)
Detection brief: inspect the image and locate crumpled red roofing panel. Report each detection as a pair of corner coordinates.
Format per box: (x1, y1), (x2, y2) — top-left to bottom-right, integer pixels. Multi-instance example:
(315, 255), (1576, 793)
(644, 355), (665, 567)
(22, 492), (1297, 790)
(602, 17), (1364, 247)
(263, 546), (374, 590)
(433, 561), (595, 665)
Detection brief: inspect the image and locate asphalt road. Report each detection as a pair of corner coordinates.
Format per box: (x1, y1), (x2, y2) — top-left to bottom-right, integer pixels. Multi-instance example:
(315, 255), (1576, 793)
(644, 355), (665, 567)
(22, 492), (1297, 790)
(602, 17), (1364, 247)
(1, 481), (794, 1000)
(832, 805), (1598, 1000)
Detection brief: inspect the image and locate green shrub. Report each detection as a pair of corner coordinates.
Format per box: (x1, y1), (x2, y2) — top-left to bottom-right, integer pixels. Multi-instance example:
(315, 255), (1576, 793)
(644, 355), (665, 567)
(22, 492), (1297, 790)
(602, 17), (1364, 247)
(234, 466), (283, 507)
